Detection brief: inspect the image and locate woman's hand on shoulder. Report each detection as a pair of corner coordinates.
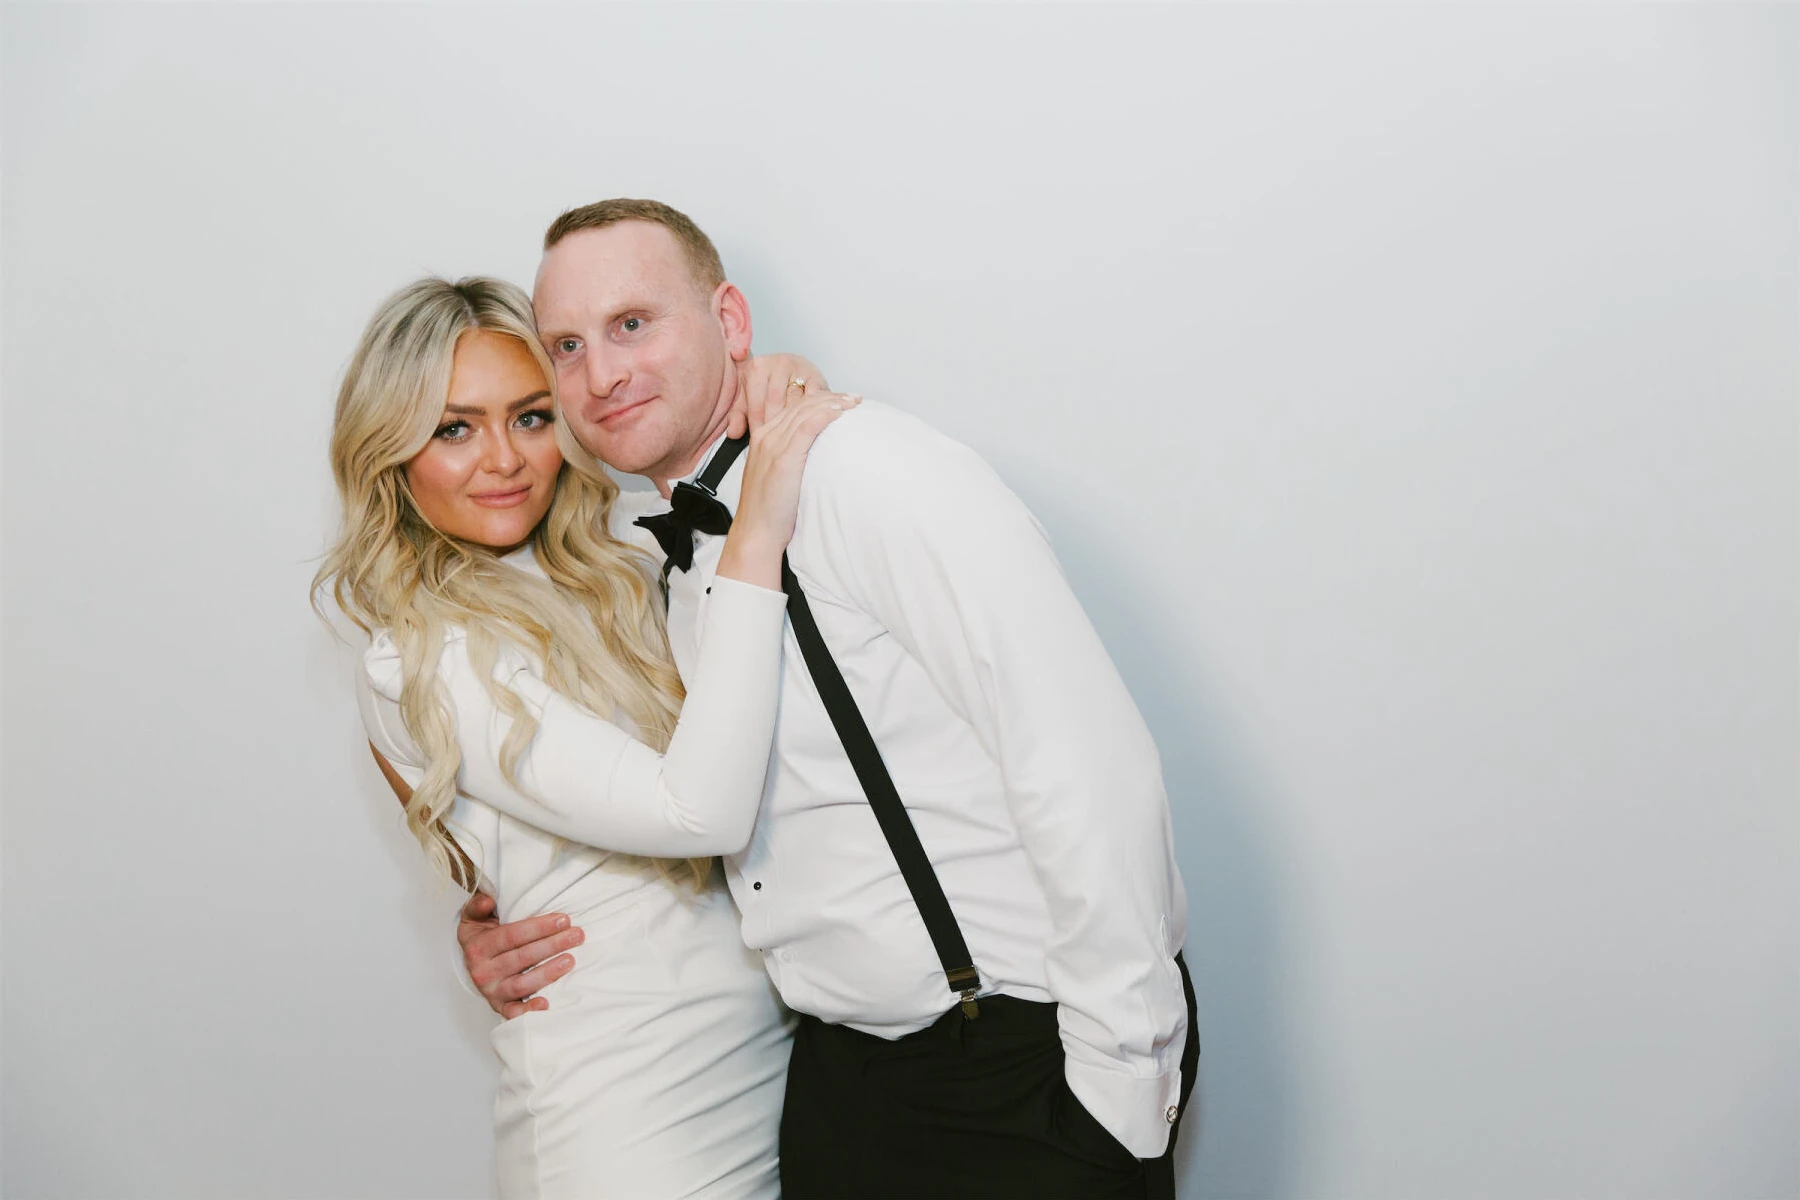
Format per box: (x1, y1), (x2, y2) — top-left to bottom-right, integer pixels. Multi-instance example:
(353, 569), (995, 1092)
(716, 389), (861, 589)
(728, 354), (831, 437)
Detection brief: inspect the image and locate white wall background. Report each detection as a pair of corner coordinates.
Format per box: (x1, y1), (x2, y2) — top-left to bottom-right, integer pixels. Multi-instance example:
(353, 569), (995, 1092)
(3, 4), (1794, 1198)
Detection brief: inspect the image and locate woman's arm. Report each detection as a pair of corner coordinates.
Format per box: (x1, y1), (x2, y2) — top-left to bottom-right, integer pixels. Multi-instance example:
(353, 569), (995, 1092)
(370, 741), (412, 806)
(361, 578), (780, 857)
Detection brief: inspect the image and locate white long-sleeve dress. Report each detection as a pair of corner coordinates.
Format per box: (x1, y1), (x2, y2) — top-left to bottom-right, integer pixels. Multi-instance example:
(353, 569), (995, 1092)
(356, 544), (794, 1200)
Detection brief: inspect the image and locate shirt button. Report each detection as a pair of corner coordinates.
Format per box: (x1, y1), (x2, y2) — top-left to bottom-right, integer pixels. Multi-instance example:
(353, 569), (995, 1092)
(1165, 1105), (1179, 1124)
(752, 881), (762, 891)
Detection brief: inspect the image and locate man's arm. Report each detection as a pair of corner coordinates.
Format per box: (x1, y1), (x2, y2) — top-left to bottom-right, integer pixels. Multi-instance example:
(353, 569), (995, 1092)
(365, 743), (581, 1018)
(800, 412), (1189, 1159)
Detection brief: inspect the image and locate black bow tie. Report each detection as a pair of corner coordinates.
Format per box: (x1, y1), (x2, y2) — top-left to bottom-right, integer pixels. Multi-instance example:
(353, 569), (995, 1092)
(635, 481), (734, 576)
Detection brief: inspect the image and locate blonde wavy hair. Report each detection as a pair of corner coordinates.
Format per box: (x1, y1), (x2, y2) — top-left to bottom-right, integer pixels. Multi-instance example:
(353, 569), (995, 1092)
(314, 276), (700, 889)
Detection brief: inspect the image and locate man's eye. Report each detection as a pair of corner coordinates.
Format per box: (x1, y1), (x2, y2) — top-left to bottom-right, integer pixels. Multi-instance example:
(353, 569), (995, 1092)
(556, 338), (580, 355)
(621, 317), (641, 333)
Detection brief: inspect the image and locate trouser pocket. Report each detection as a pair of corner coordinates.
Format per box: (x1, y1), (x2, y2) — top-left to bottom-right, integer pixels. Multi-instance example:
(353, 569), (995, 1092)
(1049, 1075), (1143, 1177)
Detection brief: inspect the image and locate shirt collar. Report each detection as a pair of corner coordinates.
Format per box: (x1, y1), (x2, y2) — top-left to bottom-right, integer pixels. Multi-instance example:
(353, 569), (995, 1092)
(673, 431), (748, 514)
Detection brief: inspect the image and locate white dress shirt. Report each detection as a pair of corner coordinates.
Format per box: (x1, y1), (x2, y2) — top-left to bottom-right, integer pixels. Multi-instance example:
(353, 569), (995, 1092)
(616, 400), (1190, 1158)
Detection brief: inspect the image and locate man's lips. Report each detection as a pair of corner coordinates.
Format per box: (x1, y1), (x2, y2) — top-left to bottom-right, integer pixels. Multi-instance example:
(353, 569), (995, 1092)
(591, 395), (656, 428)
(469, 486), (534, 509)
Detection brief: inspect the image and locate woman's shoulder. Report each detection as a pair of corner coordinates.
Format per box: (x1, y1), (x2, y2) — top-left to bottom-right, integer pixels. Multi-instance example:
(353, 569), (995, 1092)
(360, 623), (478, 702)
(361, 628), (414, 702)
(362, 544), (552, 697)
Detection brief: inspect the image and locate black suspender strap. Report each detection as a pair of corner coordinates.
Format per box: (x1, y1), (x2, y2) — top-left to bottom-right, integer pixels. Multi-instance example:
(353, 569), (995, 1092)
(696, 434), (748, 492)
(665, 435), (983, 1016)
(779, 555), (984, 1018)
(646, 436), (750, 601)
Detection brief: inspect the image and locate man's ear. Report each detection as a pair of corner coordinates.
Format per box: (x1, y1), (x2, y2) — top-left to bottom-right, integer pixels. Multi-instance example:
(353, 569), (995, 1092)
(714, 282), (753, 362)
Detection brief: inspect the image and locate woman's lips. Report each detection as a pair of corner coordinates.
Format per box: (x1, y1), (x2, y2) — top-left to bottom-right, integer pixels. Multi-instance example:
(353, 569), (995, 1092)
(469, 486), (533, 508)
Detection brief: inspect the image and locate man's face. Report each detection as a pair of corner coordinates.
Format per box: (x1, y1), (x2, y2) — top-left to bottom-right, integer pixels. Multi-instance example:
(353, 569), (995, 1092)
(532, 221), (746, 480)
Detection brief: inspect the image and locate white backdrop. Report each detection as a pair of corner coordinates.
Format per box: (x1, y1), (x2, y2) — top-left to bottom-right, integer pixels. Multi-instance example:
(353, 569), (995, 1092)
(3, 4), (1795, 1198)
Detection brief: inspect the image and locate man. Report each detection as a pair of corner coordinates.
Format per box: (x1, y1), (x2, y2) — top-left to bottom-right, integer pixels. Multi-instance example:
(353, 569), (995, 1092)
(463, 198), (1197, 1198)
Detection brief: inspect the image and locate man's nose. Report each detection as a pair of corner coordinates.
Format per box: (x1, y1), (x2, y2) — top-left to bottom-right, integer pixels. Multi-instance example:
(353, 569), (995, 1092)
(583, 343), (627, 400)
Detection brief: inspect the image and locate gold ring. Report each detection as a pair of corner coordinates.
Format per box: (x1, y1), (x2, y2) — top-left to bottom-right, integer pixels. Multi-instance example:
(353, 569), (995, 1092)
(786, 376), (808, 392)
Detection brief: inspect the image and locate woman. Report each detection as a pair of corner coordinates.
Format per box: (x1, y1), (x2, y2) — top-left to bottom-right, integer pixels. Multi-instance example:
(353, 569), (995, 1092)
(314, 274), (850, 1198)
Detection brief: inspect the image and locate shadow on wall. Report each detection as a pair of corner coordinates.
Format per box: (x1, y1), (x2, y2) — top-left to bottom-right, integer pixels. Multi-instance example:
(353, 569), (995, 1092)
(1027, 490), (1296, 1200)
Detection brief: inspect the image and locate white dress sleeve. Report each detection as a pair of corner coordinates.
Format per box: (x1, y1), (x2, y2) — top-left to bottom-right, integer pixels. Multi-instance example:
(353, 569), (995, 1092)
(356, 576), (788, 859)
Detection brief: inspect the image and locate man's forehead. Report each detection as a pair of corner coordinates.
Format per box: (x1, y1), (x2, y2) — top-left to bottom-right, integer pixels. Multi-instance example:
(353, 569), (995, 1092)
(533, 223), (695, 317)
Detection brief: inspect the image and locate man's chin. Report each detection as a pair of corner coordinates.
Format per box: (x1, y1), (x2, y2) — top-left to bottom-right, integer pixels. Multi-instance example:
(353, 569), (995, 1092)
(573, 406), (708, 481)
(566, 421), (641, 472)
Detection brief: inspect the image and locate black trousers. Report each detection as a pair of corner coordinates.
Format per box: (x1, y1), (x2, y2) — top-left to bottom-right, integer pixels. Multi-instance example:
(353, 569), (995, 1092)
(780, 955), (1199, 1200)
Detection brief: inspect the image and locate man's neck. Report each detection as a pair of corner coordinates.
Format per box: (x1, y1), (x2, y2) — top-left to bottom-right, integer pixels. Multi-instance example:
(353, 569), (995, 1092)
(648, 365), (741, 497)
(649, 410), (734, 499)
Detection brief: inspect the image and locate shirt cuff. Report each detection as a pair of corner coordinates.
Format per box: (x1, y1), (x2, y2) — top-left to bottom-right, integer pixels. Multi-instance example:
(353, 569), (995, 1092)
(707, 573), (789, 604)
(1064, 1054), (1185, 1159)
(697, 575), (790, 658)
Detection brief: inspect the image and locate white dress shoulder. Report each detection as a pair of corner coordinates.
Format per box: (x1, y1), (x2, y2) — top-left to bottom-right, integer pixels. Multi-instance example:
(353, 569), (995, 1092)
(357, 541), (793, 1200)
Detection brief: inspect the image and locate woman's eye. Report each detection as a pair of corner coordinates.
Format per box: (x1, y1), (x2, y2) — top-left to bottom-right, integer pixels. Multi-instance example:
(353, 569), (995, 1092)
(434, 421), (469, 441)
(516, 409), (554, 431)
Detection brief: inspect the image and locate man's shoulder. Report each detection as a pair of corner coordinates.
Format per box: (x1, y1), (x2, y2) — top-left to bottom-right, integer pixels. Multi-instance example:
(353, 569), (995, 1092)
(800, 399), (994, 508)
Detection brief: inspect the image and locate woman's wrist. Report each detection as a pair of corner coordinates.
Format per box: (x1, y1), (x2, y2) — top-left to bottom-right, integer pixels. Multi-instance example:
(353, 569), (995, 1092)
(715, 529), (784, 591)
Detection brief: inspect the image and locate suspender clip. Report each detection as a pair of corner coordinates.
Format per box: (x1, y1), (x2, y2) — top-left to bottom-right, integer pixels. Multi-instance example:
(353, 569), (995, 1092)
(946, 966), (981, 1020)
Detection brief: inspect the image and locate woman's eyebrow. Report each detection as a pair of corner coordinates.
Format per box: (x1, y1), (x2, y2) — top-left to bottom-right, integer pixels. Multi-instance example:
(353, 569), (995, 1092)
(444, 391), (550, 417)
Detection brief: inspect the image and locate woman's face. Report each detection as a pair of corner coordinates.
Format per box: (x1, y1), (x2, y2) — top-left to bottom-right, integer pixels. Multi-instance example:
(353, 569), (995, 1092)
(405, 330), (561, 551)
